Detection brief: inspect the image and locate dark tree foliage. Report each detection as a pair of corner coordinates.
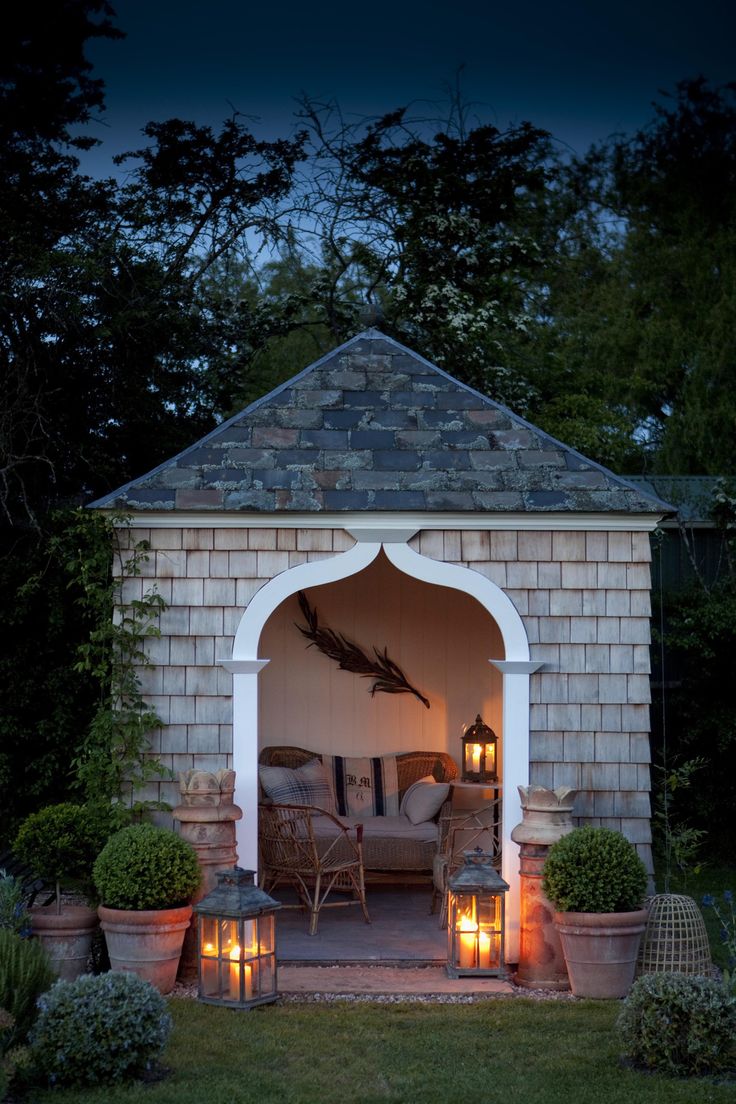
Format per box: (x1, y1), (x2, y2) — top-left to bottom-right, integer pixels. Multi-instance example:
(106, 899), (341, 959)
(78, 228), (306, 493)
(535, 78), (736, 474)
(0, 3), (304, 527)
(297, 100), (554, 402)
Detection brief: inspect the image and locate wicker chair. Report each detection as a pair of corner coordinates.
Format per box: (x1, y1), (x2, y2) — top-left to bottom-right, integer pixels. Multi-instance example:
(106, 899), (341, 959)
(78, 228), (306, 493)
(431, 790), (503, 928)
(258, 803), (371, 936)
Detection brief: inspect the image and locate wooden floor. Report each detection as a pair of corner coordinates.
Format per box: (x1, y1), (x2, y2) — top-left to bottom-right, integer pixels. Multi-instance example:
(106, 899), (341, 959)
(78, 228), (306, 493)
(275, 885), (447, 964)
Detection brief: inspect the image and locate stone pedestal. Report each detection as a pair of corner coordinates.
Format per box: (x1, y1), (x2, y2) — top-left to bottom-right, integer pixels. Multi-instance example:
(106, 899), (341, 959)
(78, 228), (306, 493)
(510, 785), (577, 990)
(173, 769), (243, 981)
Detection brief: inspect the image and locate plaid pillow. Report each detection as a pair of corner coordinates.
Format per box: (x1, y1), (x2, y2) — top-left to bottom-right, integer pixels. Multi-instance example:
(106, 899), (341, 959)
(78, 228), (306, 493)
(258, 758), (337, 816)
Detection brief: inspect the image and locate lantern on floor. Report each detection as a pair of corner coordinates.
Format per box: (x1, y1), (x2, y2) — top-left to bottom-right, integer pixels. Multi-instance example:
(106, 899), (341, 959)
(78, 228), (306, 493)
(194, 867), (281, 1009)
(447, 849), (509, 978)
(461, 714), (498, 782)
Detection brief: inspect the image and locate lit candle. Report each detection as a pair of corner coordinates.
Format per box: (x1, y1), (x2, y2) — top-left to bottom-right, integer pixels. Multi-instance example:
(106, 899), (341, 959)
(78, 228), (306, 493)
(457, 910), (478, 969)
(471, 744), (482, 773)
(228, 945), (252, 1001)
(478, 931), (492, 969)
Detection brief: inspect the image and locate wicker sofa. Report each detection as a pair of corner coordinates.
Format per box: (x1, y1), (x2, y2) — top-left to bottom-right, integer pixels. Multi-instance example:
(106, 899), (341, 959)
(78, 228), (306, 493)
(258, 745), (458, 875)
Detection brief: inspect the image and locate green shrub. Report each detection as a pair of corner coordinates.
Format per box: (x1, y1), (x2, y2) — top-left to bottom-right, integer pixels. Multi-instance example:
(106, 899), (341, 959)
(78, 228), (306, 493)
(542, 826), (648, 913)
(13, 803), (103, 907)
(617, 972), (736, 1076)
(30, 971), (172, 1087)
(93, 824), (200, 910)
(0, 930), (55, 1046)
(0, 870), (31, 936)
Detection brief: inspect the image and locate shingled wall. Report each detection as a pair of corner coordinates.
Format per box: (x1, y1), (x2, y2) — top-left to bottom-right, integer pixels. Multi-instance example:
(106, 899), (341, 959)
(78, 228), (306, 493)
(119, 521), (653, 871)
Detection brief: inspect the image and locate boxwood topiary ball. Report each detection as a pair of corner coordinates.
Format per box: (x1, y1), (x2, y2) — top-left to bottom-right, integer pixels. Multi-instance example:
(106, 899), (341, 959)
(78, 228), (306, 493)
(542, 825), (647, 913)
(93, 824), (200, 910)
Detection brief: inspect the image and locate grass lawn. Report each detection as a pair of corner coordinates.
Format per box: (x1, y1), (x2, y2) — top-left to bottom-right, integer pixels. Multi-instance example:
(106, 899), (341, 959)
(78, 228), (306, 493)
(29, 997), (736, 1104)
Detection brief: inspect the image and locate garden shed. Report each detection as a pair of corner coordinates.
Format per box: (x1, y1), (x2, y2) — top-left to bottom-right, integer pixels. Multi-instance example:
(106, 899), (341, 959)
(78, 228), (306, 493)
(91, 329), (671, 960)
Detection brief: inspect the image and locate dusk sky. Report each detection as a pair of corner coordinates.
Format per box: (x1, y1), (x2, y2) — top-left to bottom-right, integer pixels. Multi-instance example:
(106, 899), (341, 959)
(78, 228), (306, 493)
(83, 0), (735, 174)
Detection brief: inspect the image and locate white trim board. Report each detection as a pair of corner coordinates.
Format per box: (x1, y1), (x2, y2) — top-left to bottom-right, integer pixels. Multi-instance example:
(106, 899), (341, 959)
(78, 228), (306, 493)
(108, 510), (666, 532)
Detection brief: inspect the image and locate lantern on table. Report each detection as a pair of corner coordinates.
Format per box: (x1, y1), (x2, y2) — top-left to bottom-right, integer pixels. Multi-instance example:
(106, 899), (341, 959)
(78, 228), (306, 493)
(461, 714), (498, 783)
(447, 849), (509, 978)
(194, 867), (281, 1009)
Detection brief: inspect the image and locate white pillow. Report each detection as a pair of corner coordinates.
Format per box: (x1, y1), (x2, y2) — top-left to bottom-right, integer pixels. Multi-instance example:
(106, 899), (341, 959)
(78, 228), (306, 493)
(400, 776), (450, 825)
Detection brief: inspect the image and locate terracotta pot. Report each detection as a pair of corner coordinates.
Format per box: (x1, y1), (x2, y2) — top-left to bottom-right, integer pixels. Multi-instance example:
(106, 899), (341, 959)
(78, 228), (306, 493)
(30, 904), (99, 982)
(554, 909), (648, 999)
(98, 905), (193, 994)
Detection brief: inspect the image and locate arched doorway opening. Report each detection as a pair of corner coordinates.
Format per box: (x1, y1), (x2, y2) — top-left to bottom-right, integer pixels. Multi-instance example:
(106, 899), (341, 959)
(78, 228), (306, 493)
(225, 534), (535, 959)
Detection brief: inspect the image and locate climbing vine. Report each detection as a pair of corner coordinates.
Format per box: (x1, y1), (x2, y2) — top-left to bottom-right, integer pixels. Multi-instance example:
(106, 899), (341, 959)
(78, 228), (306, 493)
(67, 512), (171, 817)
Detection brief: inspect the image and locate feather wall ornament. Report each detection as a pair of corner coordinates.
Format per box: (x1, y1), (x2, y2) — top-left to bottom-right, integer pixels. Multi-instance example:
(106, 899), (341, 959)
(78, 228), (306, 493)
(295, 590), (430, 709)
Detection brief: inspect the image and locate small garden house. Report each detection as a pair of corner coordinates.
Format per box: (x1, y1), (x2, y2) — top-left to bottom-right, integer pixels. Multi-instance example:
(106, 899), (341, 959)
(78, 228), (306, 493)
(91, 330), (671, 960)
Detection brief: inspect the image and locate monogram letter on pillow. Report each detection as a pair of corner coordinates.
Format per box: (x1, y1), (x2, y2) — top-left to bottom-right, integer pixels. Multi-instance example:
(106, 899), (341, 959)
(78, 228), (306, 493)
(322, 755), (400, 818)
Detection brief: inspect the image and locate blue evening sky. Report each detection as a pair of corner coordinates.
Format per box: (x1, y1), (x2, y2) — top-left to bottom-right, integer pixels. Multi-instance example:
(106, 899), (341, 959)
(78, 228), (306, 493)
(83, 0), (735, 173)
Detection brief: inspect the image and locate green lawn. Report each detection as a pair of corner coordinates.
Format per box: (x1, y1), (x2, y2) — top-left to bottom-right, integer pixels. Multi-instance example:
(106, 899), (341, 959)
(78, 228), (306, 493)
(29, 997), (736, 1104)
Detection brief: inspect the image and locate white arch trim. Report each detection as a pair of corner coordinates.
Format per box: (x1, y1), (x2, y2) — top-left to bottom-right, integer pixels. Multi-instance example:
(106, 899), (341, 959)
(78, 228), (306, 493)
(228, 538), (533, 961)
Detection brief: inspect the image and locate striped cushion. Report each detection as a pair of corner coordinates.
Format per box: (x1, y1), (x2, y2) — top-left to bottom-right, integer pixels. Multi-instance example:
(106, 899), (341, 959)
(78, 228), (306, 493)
(322, 755), (400, 818)
(258, 758), (337, 815)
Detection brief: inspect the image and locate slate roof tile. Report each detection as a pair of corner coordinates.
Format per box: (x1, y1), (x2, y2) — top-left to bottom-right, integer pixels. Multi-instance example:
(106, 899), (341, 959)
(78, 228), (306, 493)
(89, 330), (673, 516)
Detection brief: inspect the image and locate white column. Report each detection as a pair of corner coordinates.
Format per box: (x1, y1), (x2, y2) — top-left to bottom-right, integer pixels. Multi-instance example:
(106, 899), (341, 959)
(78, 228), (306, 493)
(221, 659), (270, 871)
(489, 659), (544, 963)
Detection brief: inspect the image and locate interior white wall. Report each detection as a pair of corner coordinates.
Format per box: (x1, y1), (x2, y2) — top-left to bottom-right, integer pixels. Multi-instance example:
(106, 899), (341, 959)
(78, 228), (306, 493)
(258, 552), (504, 762)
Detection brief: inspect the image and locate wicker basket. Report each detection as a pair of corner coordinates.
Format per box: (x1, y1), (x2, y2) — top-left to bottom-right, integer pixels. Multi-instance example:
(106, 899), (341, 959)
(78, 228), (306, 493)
(637, 893), (713, 977)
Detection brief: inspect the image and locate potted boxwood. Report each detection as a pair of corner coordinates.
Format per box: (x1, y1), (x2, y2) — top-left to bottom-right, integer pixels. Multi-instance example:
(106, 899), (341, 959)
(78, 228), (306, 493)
(13, 803), (105, 980)
(93, 823), (201, 994)
(542, 826), (649, 999)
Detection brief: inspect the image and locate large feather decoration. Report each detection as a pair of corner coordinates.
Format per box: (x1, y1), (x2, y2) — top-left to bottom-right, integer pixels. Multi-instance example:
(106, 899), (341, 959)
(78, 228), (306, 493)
(295, 590), (430, 709)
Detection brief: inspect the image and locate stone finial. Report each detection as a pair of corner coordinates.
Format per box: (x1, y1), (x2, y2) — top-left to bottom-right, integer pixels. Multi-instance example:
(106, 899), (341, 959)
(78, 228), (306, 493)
(511, 786), (577, 846)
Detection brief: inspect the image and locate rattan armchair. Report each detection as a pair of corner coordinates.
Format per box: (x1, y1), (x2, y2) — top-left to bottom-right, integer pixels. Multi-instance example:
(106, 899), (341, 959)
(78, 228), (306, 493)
(258, 803), (371, 936)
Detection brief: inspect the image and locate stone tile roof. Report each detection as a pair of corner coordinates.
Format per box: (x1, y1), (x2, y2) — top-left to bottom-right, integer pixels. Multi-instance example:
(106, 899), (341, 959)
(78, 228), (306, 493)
(90, 331), (672, 515)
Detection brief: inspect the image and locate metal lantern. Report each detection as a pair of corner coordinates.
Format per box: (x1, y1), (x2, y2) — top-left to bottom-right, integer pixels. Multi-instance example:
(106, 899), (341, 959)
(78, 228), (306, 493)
(194, 867), (281, 1009)
(447, 849), (509, 978)
(461, 714), (498, 782)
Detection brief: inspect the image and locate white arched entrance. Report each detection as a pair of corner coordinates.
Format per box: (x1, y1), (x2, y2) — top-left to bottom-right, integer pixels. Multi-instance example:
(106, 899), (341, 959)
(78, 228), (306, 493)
(223, 533), (538, 961)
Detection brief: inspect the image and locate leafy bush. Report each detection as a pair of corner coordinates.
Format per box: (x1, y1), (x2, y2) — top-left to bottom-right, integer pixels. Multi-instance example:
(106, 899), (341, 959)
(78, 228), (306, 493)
(617, 972), (736, 1076)
(30, 971), (172, 1087)
(93, 824), (200, 910)
(542, 826), (648, 913)
(13, 803), (103, 906)
(0, 870), (31, 936)
(0, 930), (55, 1046)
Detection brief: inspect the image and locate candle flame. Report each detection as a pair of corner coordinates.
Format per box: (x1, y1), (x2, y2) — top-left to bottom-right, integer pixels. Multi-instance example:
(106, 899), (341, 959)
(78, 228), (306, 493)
(229, 944), (241, 961)
(458, 910), (478, 933)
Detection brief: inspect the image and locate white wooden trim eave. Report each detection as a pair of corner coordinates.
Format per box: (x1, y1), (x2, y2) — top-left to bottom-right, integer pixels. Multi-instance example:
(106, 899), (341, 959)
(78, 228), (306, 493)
(104, 510), (667, 532)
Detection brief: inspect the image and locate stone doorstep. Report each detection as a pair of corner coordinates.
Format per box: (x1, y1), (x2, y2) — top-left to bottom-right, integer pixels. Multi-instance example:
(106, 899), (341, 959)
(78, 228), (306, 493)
(277, 964), (513, 996)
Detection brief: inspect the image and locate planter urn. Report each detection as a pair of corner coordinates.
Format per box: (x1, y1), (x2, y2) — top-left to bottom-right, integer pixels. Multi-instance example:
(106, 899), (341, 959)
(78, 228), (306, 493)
(511, 785), (577, 990)
(173, 769), (243, 981)
(553, 908), (649, 998)
(98, 905), (193, 994)
(30, 904), (99, 981)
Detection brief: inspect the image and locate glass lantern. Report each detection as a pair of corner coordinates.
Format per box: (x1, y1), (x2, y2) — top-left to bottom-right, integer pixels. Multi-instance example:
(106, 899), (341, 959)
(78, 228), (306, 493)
(194, 867), (281, 1009)
(447, 849), (509, 978)
(461, 714), (498, 782)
